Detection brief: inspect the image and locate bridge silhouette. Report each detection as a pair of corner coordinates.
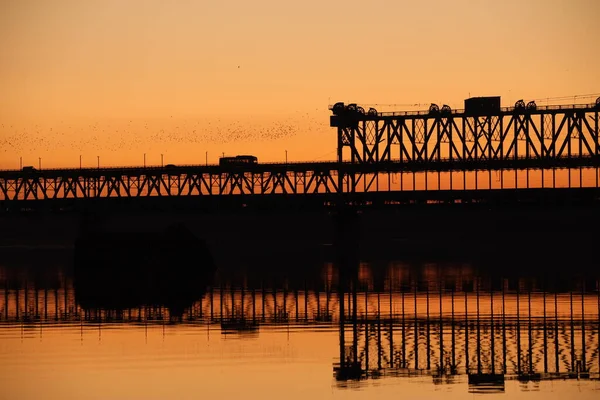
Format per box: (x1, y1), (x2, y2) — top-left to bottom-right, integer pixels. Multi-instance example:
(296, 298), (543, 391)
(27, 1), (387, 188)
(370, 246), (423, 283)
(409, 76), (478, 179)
(1, 97), (599, 212)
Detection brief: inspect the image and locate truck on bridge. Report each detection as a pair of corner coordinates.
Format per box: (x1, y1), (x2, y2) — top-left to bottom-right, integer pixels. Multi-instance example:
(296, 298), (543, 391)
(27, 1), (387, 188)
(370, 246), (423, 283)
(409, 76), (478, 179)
(219, 155), (258, 167)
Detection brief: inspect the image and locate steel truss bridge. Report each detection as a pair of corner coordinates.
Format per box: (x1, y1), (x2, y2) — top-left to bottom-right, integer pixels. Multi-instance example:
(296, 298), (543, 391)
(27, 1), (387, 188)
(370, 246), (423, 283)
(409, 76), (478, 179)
(0, 99), (599, 211)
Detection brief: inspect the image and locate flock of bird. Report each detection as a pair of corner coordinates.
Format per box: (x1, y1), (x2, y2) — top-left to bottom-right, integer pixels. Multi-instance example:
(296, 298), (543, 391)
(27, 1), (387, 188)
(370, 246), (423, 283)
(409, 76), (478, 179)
(0, 109), (329, 155)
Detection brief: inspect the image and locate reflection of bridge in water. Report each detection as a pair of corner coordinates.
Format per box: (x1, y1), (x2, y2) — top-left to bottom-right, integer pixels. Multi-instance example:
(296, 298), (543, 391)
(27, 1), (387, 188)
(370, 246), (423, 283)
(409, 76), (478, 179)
(1, 270), (598, 391)
(334, 284), (599, 393)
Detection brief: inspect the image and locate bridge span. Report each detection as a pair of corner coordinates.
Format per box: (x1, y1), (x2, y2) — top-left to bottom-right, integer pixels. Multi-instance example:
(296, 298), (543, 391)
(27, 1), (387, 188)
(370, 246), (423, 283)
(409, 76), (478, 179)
(0, 98), (598, 212)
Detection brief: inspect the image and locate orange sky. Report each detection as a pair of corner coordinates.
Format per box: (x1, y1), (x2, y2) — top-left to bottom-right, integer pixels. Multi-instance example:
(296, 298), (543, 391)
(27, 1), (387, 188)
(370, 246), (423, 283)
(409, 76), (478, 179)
(1, 0), (599, 169)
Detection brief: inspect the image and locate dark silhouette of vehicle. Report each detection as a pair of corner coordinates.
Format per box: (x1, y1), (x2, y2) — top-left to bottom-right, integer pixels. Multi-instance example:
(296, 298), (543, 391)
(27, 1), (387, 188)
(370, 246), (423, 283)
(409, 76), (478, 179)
(219, 155), (258, 167)
(22, 166), (37, 172)
(163, 164), (179, 177)
(464, 96), (501, 116)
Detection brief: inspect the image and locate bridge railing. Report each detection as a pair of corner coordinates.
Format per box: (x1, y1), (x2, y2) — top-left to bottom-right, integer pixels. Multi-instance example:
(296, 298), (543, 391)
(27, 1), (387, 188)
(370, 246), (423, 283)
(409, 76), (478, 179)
(1, 155), (599, 175)
(0, 160), (341, 173)
(328, 102), (598, 117)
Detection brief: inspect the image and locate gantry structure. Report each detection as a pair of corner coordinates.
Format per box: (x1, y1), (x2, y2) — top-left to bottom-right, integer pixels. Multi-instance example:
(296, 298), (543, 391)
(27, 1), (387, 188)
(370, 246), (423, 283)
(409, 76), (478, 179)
(331, 97), (600, 191)
(0, 96), (598, 212)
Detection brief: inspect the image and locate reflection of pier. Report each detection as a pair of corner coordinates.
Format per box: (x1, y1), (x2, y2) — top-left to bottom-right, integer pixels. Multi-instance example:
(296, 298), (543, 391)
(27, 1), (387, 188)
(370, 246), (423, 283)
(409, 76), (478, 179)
(0, 281), (342, 326)
(333, 277), (600, 391)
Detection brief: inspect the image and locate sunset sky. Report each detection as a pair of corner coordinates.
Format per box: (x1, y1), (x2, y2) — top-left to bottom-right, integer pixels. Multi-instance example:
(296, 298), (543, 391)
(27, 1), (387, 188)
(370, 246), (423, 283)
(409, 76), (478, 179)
(1, 0), (599, 169)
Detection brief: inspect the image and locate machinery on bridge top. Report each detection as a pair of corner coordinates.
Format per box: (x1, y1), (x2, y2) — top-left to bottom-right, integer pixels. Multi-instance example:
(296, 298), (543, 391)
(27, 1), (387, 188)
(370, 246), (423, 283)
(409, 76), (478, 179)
(330, 94), (600, 166)
(331, 95), (600, 122)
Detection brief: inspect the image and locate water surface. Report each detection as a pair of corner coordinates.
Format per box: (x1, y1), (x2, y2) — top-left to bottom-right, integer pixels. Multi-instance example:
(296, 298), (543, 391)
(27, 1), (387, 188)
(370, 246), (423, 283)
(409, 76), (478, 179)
(1, 251), (599, 399)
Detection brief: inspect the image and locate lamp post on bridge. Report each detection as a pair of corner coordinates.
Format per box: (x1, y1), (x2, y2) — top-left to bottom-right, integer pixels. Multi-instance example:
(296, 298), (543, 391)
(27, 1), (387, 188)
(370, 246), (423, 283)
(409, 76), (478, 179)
(144, 153), (146, 168)
(97, 156), (99, 169)
(38, 157), (41, 170)
(285, 150), (288, 164)
(161, 153), (163, 167)
(80, 155), (82, 169)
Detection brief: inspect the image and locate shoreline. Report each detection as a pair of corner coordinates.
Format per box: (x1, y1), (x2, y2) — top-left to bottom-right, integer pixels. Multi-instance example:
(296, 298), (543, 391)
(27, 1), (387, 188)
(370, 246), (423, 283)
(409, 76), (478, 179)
(0, 205), (597, 276)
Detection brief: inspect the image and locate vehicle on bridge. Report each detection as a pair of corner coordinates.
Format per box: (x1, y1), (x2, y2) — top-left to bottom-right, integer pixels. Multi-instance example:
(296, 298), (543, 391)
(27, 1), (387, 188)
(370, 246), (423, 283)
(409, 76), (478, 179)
(464, 96), (501, 116)
(219, 155), (258, 167)
(21, 166), (40, 176)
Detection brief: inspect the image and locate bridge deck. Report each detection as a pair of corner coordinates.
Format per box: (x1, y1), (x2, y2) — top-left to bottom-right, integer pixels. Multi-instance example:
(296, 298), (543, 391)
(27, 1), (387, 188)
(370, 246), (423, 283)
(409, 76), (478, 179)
(1, 155), (599, 176)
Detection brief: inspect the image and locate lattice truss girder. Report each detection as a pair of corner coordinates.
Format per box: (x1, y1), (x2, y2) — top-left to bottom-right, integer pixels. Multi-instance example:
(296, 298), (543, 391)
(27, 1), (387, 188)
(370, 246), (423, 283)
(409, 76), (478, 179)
(1, 111), (598, 202)
(0, 169), (341, 201)
(338, 110), (600, 163)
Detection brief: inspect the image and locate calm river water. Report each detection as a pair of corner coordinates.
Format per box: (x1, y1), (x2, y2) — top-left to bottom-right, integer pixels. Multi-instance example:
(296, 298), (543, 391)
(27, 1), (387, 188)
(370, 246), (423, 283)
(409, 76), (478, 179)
(0, 246), (599, 400)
